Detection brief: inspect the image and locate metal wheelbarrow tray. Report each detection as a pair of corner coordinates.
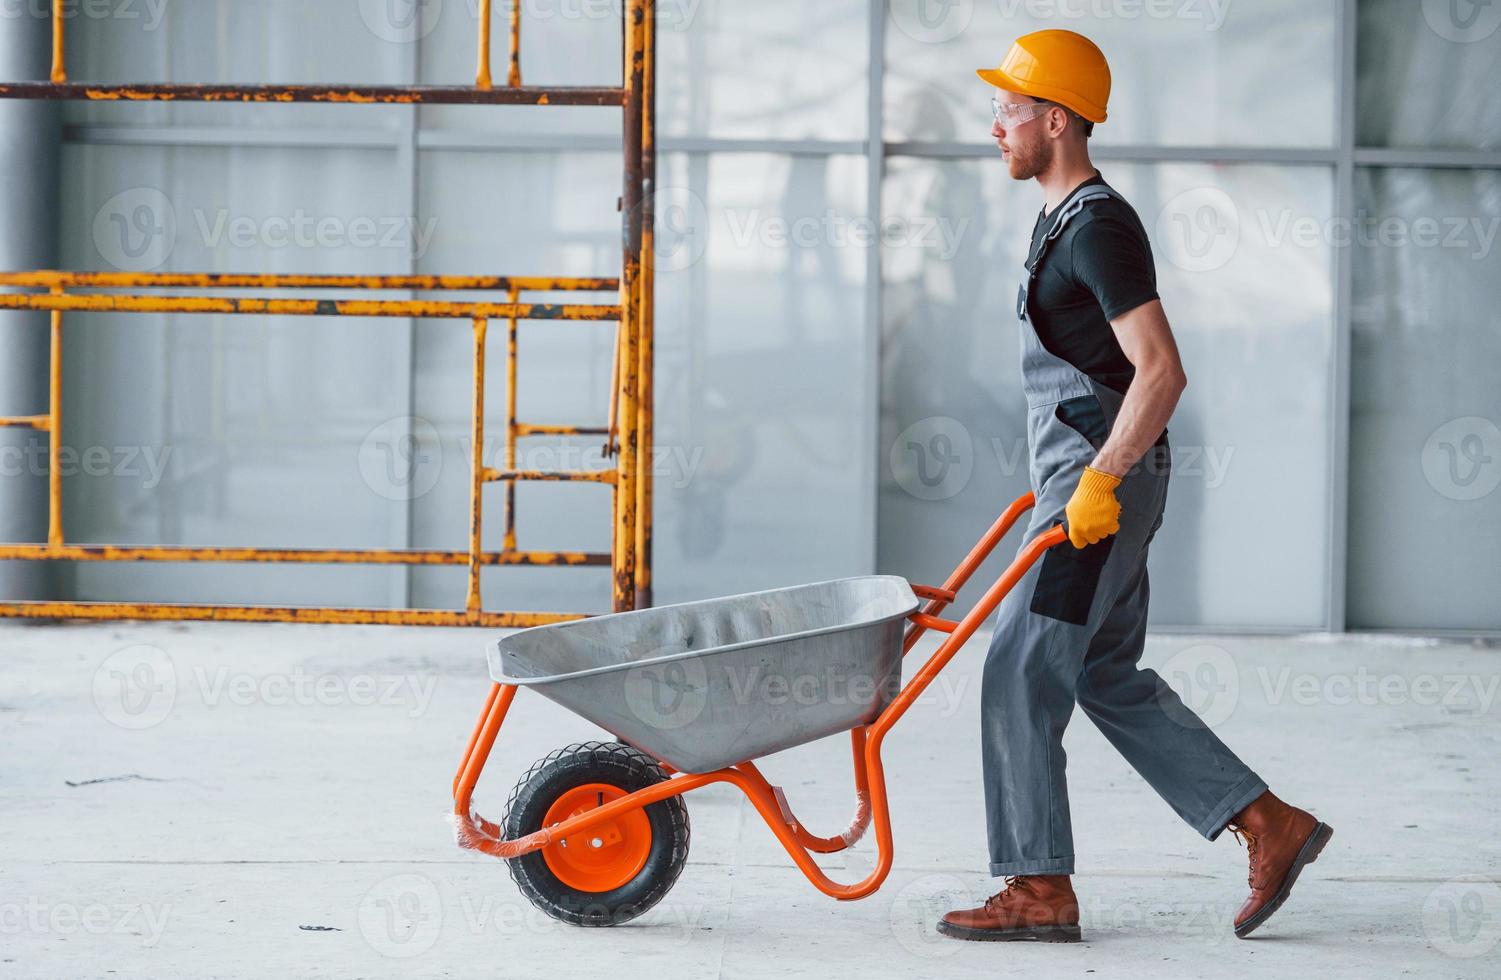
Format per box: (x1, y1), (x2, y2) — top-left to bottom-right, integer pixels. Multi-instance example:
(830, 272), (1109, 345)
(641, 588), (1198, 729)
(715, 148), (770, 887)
(452, 492), (1068, 926)
(487, 575), (920, 773)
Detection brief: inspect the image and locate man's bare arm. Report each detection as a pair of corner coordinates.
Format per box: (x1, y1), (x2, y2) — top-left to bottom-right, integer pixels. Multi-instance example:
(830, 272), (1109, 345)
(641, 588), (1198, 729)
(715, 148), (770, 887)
(1090, 299), (1186, 478)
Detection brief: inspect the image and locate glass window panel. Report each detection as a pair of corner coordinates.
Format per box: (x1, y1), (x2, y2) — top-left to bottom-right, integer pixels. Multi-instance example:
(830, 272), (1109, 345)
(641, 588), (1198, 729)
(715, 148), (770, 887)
(879, 158), (1333, 628)
(1357, 0), (1501, 150)
(419, 0), (869, 139)
(57, 142), (412, 607)
(884, 0), (1337, 148)
(412, 149), (621, 614)
(411, 149), (872, 612)
(63, 0), (408, 129)
(651, 151), (871, 600)
(1348, 167), (1501, 630)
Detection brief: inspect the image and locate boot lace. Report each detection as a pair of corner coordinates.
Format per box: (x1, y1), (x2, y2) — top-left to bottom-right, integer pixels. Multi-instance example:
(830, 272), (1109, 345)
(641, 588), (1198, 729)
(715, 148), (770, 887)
(1230, 825), (1259, 887)
(983, 875), (1030, 912)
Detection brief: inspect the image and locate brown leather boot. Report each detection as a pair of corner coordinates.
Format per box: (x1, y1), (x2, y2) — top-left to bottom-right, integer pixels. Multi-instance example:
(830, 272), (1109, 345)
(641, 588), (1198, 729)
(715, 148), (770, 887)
(1227, 790), (1334, 938)
(937, 874), (1082, 942)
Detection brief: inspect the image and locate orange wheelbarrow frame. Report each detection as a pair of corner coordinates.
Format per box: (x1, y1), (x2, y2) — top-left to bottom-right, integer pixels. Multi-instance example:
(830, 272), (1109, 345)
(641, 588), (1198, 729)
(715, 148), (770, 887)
(450, 491), (1066, 901)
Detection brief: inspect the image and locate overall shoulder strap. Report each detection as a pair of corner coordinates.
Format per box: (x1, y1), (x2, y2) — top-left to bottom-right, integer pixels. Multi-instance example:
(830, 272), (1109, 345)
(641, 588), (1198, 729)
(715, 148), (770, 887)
(1026, 187), (1122, 275)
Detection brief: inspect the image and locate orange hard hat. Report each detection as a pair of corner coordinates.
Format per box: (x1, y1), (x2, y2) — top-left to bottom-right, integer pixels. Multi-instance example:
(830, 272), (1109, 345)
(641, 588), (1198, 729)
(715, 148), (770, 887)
(976, 30), (1111, 124)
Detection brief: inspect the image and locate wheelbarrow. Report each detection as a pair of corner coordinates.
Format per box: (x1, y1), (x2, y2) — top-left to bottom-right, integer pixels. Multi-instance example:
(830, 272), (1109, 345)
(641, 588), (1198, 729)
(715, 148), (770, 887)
(450, 491), (1067, 926)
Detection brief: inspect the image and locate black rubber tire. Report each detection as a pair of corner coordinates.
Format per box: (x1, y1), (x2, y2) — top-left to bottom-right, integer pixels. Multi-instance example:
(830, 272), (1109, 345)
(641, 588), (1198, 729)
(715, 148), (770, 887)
(502, 741), (689, 927)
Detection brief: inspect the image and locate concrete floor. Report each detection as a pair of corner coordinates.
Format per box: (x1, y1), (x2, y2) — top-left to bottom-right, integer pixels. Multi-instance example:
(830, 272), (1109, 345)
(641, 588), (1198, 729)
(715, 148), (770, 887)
(2, 620), (1498, 979)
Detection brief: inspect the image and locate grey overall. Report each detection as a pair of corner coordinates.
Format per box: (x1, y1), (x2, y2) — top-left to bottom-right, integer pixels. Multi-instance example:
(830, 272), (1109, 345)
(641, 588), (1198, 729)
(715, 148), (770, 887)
(982, 186), (1267, 877)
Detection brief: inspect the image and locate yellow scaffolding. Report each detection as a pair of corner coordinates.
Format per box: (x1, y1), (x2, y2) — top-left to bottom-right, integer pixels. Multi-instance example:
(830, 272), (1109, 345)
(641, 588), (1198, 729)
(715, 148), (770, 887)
(0, 0), (657, 626)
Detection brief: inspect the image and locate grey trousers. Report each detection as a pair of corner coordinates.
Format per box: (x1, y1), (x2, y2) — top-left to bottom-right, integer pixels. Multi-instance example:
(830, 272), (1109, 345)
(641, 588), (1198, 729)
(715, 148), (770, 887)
(981, 446), (1267, 876)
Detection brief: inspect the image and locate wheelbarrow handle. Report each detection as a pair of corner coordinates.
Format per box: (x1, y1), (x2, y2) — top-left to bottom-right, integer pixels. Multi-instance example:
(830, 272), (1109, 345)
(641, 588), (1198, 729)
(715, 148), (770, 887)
(903, 491), (1065, 652)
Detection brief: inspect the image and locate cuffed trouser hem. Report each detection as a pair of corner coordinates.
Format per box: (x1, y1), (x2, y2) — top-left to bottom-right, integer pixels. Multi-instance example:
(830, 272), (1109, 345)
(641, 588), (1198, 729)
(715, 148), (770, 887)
(1197, 773), (1269, 842)
(988, 856), (1075, 877)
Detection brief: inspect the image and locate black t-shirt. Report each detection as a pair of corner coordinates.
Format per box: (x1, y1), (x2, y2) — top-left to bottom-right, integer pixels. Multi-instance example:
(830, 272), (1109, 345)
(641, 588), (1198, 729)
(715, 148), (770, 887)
(1023, 173), (1158, 393)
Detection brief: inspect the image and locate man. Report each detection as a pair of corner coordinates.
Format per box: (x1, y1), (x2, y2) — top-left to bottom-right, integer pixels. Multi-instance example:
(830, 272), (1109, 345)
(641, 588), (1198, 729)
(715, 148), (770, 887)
(938, 30), (1333, 943)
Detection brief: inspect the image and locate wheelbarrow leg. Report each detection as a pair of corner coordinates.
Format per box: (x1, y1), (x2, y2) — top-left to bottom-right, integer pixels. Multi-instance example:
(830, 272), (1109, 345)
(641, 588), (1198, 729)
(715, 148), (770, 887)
(453, 682), (517, 840)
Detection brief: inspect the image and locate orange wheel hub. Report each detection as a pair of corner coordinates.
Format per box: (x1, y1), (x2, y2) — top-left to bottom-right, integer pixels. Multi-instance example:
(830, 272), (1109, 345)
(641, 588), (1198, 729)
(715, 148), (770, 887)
(540, 783), (653, 893)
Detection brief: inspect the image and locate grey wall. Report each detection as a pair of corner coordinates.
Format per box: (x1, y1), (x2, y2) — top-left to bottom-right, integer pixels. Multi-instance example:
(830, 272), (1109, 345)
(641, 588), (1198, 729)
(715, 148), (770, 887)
(26, 0), (1501, 630)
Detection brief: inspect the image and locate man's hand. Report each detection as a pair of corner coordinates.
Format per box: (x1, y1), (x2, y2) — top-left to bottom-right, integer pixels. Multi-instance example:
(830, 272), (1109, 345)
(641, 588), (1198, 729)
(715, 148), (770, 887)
(1064, 466), (1122, 549)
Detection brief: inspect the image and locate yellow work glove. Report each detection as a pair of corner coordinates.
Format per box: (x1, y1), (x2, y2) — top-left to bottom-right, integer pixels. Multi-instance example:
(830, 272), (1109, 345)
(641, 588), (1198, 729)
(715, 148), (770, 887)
(1064, 466), (1122, 549)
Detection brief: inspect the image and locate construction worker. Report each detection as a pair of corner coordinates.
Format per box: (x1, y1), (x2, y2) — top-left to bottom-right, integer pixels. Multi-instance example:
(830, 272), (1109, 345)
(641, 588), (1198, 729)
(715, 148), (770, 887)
(939, 30), (1333, 942)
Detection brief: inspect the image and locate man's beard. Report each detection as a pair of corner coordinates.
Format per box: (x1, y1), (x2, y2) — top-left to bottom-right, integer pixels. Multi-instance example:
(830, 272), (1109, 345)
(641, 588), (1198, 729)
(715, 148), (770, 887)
(1008, 140), (1053, 181)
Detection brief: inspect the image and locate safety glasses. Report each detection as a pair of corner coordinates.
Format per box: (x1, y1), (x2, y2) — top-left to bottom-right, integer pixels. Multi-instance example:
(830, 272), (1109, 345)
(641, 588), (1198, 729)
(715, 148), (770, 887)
(991, 97), (1055, 129)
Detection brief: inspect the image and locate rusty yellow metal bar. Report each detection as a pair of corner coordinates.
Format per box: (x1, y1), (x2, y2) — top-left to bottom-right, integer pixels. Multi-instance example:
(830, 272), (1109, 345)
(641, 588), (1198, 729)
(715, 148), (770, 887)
(503, 288), (519, 551)
(605, 321), (622, 457)
(0, 82), (625, 106)
(613, 0), (646, 613)
(509, 0), (523, 87)
(484, 469), (617, 484)
(0, 544), (608, 566)
(467, 317), (489, 619)
(515, 423), (609, 437)
(0, 1), (657, 629)
(0, 271), (618, 292)
(47, 297), (62, 547)
(476, 0), (494, 89)
(634, 0), (657, 608)
(0, 293), (618, 321)
(0, 601), (585, 628)
(50, 0), (65, 82)
(0, 416), (49, 430)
